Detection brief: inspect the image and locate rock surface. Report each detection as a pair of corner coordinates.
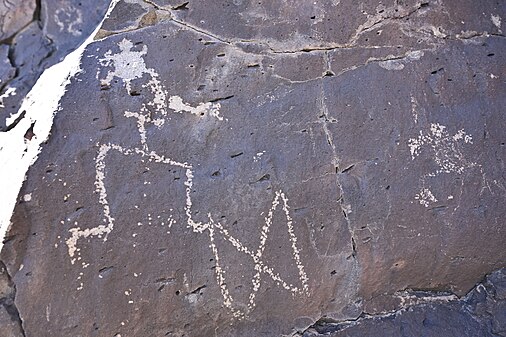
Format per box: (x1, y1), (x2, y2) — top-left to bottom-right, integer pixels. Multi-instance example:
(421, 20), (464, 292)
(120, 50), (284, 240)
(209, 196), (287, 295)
(0, 261), (23, 337)
(302, 268), (506, 337)
(1, 0), (505, 336)
(0, 0), (110, 130)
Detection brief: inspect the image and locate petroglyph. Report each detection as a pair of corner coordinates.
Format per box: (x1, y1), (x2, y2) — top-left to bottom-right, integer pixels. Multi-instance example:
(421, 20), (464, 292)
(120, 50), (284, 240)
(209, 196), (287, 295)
(55, 6), (84, 36)
(98, 39), (165, 104)
(0, 0), (121, 250)
(415, 188), (438, 208)
(491, 14), (502, 31)
(168, 96), (224, 121)
(408, 123), (476, 207)
(408, 123), (474, 174)
(66, 38), (309, 318)
(410, 96), (419, 124)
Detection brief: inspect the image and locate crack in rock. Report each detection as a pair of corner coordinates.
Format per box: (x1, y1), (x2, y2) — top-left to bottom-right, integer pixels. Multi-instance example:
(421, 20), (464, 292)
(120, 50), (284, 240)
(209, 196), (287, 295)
(0, 260), (25, 337)
(295, 268), (506, 336)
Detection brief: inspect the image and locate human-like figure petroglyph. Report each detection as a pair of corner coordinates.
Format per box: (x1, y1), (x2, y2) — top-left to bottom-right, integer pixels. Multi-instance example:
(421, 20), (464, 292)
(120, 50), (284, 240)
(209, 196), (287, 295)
(66, 39), (309, 318)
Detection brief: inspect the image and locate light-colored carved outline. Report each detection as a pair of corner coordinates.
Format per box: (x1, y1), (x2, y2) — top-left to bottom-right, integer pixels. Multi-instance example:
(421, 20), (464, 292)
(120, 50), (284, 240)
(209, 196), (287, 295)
(66, 38), (309, 318)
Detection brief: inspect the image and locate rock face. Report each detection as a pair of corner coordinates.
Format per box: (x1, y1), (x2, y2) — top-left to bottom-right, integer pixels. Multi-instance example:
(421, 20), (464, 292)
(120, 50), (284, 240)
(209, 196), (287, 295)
(303, 268), (506, 337)
(0, 0), (110, 130)
(1, 0), (505, 336)
(0, 262), (24, 337)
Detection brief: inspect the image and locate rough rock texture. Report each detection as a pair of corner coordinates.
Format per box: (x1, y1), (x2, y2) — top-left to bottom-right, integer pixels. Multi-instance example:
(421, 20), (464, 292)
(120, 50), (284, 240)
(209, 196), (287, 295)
(0, 261), (23, 337)
(0, 0), (36, 41)
(302, 268), (506, 337)
(0, 0), (110, 130)
(1, 0), (505, 336)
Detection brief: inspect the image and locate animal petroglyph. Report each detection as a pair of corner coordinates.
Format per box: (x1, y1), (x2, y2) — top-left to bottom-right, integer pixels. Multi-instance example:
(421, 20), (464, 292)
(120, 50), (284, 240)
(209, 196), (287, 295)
(67, 39), (309, 318)
(408, 122), (476, 207)
(408, 123), (474, 173)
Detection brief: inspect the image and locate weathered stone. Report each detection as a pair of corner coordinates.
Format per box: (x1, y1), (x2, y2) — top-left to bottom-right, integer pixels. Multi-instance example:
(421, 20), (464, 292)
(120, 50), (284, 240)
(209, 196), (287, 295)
(0, 262), (23, 337)
(0, 0), (110, 130)
(10, 22), (53, 83)
(41, 0), (110, 57)
(0, 44), (14, 89)
(302, 269), (506, 337)
(97, 2), (172, 40)
(0, 306), (23, 337)
(99, 0), (150, 34)
(0, 0), (36, 42)
(1, 0), (505, 336)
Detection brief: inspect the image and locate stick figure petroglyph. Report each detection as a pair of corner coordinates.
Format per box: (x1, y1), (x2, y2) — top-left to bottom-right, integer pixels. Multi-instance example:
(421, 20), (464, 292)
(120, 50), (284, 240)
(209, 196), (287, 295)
(66, 38), (309, 318)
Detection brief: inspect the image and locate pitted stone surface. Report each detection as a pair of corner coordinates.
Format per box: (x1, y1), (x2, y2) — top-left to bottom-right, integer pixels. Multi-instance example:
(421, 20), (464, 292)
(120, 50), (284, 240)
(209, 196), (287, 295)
(0, 0), (505, 336)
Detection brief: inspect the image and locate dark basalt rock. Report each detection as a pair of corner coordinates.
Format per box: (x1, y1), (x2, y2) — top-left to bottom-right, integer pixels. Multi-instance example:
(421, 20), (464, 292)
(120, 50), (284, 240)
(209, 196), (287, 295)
(1, 0), (505, 336)
(0, 261), (23, 337)
(0, 0), (110, 131)
(302, 268), (506, 337)
(0, 44), (15, 87)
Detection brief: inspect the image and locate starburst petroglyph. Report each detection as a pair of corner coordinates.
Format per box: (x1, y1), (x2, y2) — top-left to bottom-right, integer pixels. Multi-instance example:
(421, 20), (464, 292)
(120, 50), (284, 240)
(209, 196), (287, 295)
(66, 39), (309, 318)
